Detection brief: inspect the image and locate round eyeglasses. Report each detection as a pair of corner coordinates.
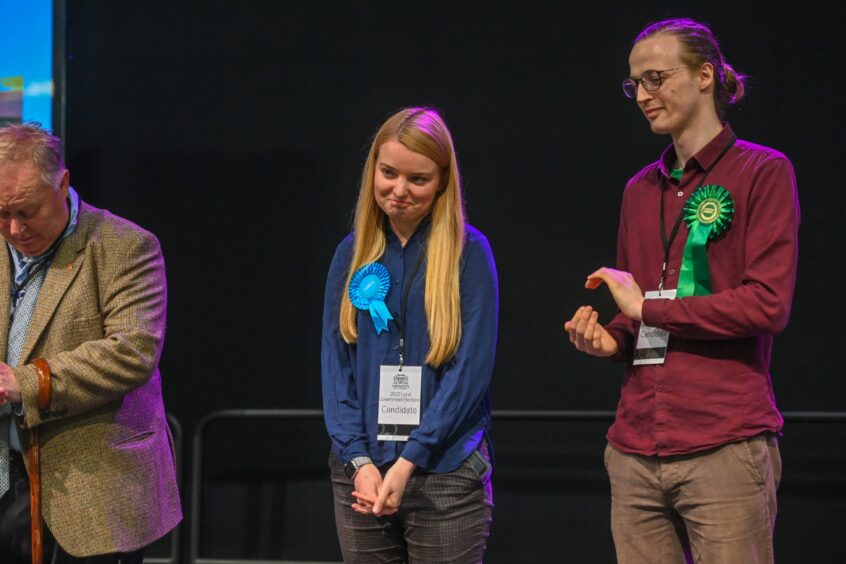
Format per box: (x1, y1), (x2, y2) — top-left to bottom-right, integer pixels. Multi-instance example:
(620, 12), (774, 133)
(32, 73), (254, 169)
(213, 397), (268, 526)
(622, 67), (691, 99)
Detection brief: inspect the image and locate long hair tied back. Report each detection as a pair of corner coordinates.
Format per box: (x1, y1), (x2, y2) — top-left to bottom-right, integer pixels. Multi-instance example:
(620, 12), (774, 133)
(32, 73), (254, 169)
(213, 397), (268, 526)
(635, 18), (746, 118)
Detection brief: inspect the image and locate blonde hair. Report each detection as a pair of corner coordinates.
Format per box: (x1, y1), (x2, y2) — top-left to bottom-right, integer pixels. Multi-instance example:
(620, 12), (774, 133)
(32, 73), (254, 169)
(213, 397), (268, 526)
(340, 108), (465, 367)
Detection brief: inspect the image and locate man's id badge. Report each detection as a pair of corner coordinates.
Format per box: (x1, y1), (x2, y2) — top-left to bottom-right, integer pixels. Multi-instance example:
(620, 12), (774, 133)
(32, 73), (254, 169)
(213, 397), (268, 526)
(377, 365), (422, 441)
(633, 289), (676, 365)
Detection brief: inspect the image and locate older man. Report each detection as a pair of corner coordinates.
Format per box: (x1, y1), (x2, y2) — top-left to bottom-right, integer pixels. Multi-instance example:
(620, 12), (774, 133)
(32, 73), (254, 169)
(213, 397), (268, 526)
(0, 123), (181, 563)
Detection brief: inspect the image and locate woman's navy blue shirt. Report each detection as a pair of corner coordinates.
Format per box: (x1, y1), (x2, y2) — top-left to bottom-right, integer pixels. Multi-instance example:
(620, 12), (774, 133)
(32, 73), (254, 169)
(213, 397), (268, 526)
(321, 222), (498, 473)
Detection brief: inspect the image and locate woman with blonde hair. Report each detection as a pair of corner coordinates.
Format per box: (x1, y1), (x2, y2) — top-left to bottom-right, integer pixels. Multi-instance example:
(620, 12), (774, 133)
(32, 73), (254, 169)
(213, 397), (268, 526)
(321, 107), (498, 562)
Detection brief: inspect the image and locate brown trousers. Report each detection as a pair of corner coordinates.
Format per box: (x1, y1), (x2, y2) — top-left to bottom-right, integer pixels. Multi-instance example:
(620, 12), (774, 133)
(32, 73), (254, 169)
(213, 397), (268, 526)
(605, 434), (781, 564)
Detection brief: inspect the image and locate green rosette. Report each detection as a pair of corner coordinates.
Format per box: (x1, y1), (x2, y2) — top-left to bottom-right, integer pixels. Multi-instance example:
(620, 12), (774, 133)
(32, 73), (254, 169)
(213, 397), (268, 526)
(677, 185), (734, 297)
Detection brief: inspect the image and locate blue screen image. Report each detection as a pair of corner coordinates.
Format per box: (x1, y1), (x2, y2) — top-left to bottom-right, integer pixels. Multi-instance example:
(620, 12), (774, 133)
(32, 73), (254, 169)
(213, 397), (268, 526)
(0, 0), (53, 131)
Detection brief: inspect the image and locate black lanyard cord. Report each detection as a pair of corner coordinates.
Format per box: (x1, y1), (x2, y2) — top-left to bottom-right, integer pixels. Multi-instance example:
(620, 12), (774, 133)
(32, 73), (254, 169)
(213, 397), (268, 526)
(393, 247), (426, 369)
(6, 201), (71, 318)
(658, 134), (736, 291)
(7, 248), (56, 321)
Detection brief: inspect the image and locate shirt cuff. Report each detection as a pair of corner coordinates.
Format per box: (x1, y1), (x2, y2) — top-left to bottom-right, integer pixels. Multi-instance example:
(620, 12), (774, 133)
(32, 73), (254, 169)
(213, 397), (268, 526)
(338, 439), (370, 465)
(400, 439), (433, 469)
(604, 325), (633, 363)
(641, 297), (668, 327)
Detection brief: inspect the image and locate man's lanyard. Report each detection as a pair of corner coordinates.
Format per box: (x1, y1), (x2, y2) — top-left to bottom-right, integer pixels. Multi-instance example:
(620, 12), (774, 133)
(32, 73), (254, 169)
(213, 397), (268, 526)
(658, 134), (736, 292)
(7, 244), (61, 321)
(393, 248), (426, 369)
(6, 192), (76, 320)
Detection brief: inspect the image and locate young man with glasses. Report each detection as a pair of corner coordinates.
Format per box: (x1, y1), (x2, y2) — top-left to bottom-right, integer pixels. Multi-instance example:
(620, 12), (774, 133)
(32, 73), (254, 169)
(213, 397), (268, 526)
(565, 18), (799, 563)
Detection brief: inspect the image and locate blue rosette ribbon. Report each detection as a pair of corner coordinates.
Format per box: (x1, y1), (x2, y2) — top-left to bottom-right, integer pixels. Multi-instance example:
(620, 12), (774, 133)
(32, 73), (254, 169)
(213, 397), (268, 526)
(349, 263), (393, 334)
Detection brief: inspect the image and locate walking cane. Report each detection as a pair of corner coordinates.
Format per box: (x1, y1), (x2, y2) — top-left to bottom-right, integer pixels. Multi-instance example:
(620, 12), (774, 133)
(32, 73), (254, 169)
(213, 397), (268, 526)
(29, 359), (52, 564)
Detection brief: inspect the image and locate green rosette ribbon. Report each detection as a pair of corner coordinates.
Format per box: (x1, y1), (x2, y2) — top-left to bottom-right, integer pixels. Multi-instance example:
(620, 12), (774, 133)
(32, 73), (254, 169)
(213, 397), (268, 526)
(677, 185), (734, 297)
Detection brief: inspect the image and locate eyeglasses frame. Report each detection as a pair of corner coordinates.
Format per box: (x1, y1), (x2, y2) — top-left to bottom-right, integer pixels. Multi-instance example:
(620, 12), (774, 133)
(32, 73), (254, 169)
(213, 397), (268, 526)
(622, 66), (695, 99)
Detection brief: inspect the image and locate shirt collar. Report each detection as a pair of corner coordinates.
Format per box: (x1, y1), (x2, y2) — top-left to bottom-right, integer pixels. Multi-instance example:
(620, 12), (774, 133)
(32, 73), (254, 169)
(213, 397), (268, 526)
(657, 123), (735, 180)
(384, 213), (433, 249)
(8, 186), (81, 268)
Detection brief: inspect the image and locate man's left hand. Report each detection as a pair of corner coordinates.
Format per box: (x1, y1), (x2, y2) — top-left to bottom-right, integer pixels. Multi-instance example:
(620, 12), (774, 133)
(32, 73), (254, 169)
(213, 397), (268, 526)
(586, 267), (645, 322)
(0, 362), (21, 404)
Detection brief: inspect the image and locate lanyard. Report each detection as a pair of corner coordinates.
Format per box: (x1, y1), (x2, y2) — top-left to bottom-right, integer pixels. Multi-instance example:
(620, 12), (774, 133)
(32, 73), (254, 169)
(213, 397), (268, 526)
(658, 134), (736, 292)
(6, 207), (70, 320)
(7, 248), (55, 321)
(393, 247), (426, 369)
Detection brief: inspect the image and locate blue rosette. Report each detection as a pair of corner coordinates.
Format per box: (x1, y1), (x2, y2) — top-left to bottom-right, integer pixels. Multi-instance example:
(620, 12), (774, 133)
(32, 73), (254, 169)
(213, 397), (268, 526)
(349, 263), (393, 334)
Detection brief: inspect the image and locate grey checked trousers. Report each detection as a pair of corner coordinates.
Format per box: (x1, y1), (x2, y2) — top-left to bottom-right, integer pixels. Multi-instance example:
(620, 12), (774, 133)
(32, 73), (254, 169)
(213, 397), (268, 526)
(329, 448), (493, 563)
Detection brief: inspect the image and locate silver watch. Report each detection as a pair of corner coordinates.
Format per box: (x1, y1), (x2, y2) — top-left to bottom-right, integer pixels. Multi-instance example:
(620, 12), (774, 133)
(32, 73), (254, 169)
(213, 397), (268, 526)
(343, 456), (374, 479)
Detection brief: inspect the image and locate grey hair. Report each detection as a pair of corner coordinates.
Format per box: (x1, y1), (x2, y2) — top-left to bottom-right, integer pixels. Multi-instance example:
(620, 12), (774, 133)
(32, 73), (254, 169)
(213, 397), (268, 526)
(0, 122), (66, 188)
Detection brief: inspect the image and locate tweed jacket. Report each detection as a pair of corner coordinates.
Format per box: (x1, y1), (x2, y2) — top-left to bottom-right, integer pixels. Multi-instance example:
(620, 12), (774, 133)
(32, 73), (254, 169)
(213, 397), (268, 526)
(2, 202), (182, 556)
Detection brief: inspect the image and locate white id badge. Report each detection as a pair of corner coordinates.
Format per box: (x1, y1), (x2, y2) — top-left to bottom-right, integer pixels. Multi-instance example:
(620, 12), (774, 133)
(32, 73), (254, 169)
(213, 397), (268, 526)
(377, 365), (422, 441)
(633, 289), (676, 365)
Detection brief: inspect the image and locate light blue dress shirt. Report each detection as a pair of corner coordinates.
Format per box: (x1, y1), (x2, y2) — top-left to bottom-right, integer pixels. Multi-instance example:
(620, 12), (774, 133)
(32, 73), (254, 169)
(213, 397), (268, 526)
(7, 187), (80, 451)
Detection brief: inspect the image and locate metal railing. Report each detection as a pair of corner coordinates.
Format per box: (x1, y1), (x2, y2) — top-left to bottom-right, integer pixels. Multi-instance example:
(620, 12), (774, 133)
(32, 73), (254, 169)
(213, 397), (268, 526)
(189, 409), (326, 564)
(187, 408), (846, 564)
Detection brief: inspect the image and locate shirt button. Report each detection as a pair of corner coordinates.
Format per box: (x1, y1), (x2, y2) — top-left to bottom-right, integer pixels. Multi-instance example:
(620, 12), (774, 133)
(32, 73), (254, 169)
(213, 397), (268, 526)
(677, 191), (683, 197)
(668, 268), (676, 275)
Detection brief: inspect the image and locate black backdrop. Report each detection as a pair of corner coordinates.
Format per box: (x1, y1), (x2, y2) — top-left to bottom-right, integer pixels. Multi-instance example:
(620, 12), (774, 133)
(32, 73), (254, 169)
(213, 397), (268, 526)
(61, 1), (845, 561)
